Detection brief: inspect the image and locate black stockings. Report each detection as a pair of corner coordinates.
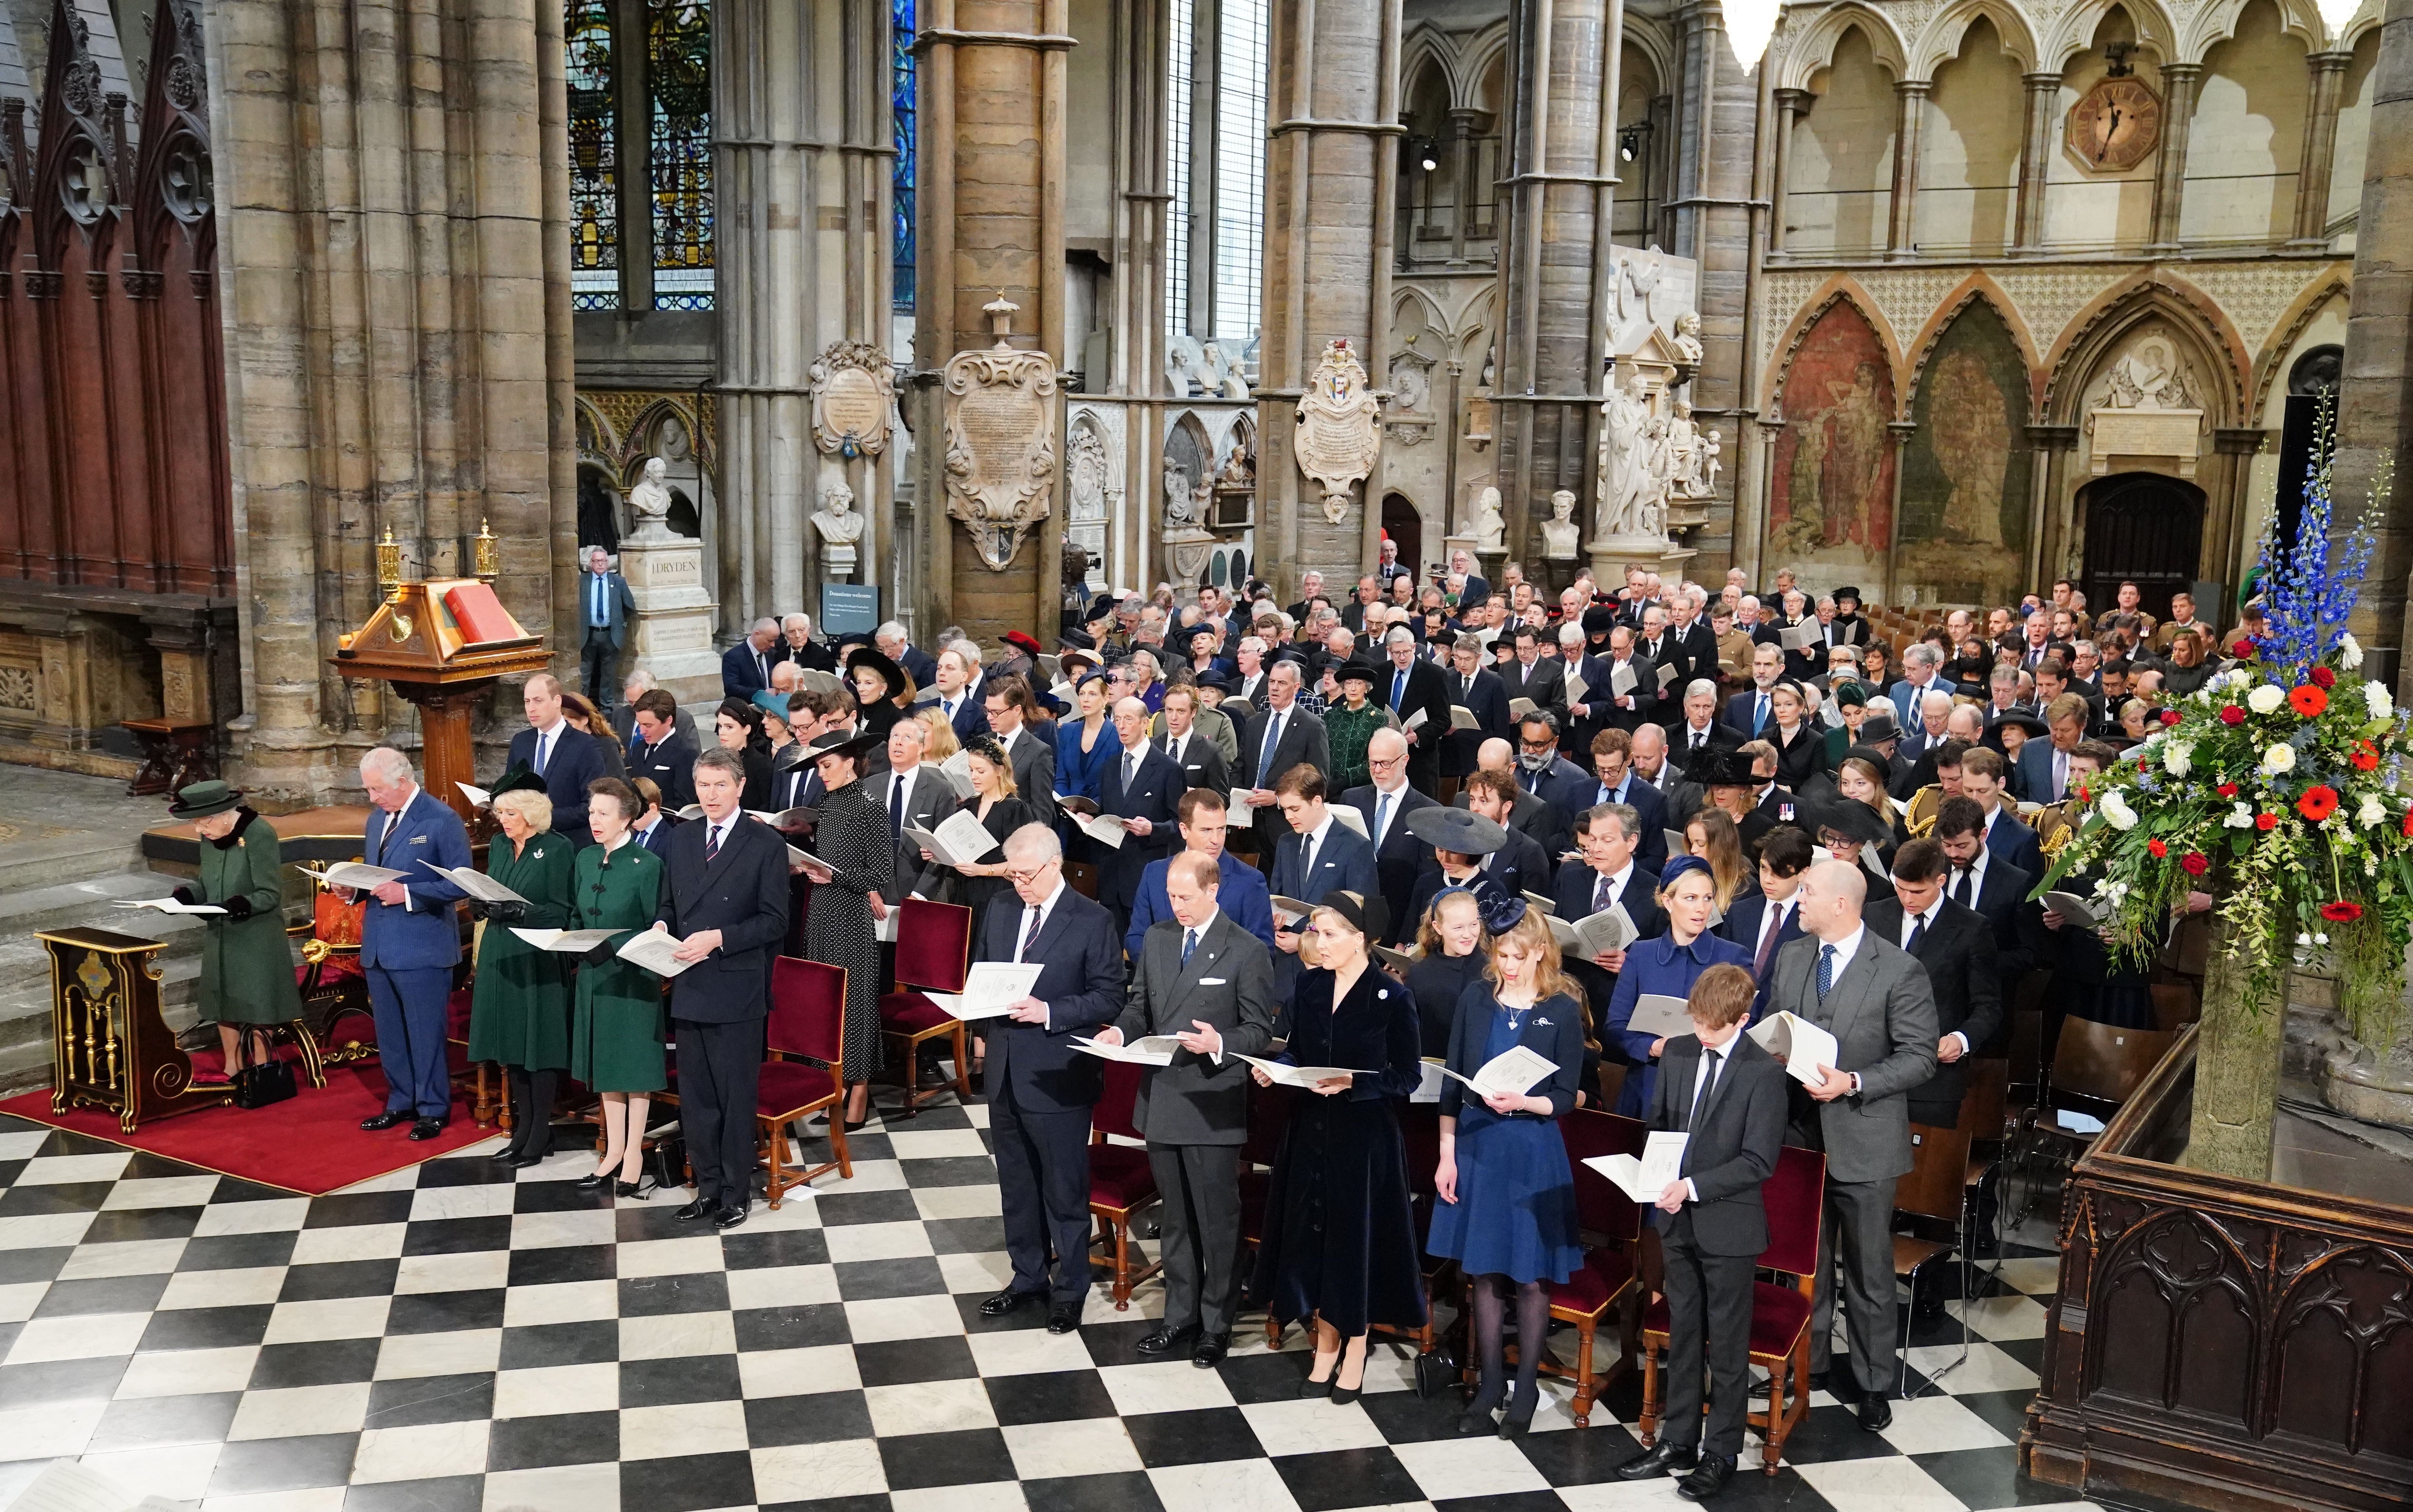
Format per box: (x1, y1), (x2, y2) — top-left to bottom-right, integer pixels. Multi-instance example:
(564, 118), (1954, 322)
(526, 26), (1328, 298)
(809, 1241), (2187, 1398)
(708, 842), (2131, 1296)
(1469, 1274), (1549, 1415)
(506, 1066), (556, 1158)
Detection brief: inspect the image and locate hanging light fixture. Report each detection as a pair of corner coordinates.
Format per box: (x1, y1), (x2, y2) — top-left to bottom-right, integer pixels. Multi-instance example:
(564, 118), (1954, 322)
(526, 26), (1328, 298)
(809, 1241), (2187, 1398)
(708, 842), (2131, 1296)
(2312, 0), (2358, 39)
(1723, 0), (1785, 75)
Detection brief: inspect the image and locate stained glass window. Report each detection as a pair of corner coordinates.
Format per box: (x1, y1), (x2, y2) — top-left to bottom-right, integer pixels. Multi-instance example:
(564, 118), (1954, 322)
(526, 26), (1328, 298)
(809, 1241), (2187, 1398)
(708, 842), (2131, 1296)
(566, 0), (619, 310)
(892, 0), (915, 312)
(649, 0), (713, 310)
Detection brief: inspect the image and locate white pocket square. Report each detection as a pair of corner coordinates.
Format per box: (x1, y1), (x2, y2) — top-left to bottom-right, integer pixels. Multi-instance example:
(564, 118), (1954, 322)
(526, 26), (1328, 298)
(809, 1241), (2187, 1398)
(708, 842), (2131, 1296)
(1200, 977), (1226, 985)
(408, 835), (428, 845)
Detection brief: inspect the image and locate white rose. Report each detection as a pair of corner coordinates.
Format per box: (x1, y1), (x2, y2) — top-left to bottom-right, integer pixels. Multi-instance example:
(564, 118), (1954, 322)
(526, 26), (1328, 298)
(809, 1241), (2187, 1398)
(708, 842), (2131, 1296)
(2226, 802), (2255, 829)
(2163, 742), (2192, 777)
(2263, 743), (2296, 775)
(2360, 794), (2387, 828)
(2247, 684), (2287, 715)
(2366, 681), (2394, 721)
(2099, 791), (2139, 830)
(2229, 668), (2258, 691)
(2342, 633), (2364, 669)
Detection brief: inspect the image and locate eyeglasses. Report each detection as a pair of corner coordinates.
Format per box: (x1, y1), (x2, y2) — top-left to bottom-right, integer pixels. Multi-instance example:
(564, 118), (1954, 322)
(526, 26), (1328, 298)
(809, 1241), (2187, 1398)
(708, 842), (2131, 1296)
(1005, 861), (1060, 884)
(1367, 752), (1404, 770)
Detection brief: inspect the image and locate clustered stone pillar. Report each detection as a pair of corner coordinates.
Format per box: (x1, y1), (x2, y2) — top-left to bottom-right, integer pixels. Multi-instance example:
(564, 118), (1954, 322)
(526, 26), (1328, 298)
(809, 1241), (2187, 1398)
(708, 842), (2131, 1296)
(911, 0), (1069, 643)
(208, 0), (578, 804)
(2012, 72), (2060, 255)
(2290, 49), (2353, 250)
(1495, 0), (1625, 578)
(1887, 79), (1930, 258)
(2144, 62), (2203, 256)
(1766, 87), (1810, 259)
(1257, 0), (1402, 596)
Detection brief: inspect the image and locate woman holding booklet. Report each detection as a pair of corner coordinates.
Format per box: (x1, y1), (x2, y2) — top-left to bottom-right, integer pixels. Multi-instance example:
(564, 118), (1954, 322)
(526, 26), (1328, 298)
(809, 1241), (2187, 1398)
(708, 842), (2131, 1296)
(801, 725), (892, 1129)
(1604, 856), (1751, 1118)
(1248, 891), (1425, 1404)
(919, 735), (1038, 935)
(1427, 901), (1588, 1438)
(465, 770), (577, 1167)
(166, 781), (304, 1085)
(569, 777), (667, 1193)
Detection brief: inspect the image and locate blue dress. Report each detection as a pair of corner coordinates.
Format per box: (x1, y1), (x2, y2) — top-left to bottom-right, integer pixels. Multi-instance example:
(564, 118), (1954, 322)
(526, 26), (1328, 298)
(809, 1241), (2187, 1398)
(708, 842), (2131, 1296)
(1425, 993), (1585, 1284)
(1607, 930), (1753, 1118)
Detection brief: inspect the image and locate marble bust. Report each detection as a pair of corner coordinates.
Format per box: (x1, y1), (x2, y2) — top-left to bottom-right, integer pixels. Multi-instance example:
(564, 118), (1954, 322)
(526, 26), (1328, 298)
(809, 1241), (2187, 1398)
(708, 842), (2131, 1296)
(812, 479), (864, 577)
(1541, 489), (1582, 559)
(628, 457), (674, 539)
(1471, 485), (1505, 551)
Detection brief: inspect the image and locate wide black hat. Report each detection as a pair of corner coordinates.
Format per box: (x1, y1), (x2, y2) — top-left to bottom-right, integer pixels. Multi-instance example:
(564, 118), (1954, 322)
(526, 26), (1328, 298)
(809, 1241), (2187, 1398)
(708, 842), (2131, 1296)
(845, 646), (908, 701)
(1685, 747), (1757, 787)
(1405, 805), (1508, 856)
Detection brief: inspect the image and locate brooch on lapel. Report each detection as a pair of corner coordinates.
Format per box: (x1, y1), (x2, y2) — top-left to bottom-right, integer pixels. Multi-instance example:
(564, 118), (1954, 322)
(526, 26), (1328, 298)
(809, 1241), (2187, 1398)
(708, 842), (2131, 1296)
(1533, 1016), (1552, 1027)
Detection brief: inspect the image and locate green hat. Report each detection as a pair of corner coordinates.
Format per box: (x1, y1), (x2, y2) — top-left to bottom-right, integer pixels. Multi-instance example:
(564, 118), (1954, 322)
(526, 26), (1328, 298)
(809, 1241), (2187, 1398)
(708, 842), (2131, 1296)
(491, 764), (549, 798)
(169, 780), (244, 820)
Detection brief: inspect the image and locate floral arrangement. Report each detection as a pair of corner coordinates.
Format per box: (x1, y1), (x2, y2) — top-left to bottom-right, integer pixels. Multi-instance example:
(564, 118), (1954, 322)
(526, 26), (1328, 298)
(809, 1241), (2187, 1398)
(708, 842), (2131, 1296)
(2039, 442), (2412, 1041)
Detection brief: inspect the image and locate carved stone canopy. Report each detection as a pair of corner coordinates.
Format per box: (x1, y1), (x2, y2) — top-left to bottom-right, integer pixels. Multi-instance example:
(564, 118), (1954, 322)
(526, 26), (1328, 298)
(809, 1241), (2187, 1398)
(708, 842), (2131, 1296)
(809, 341), (895, 459)
(942, 295), (1061, 570)
(1294, 338), (1382, 526)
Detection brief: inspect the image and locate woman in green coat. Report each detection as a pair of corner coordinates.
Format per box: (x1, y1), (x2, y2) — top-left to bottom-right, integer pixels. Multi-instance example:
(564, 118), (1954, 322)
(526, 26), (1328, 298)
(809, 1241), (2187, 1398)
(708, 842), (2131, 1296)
(169, 781), (303, 1084)
(571, 777), (666, 1196)
(466, 769), (577, 1167)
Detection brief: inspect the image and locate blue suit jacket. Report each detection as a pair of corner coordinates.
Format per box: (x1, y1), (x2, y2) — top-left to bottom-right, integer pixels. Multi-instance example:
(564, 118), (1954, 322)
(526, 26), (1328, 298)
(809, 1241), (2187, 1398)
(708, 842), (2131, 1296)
(1342, 782), (1439, 946)
(1575, 773), (1670, 874)
(358, 790), (471, 970)
(506, 723), (608, 846)
(915, 690), (991, 744)
(1723, 688), (1772, 740)
(976, 885), (1125, 1113)
(1889, 676), (1944, 728)
(722, 641), (774, 699)
(576, 570), (637, 649)
(1125, 851), (1279, 959)
(2016, 740), (2080, 808)
(1983, 804), (2045, 876)
(1269, 816), (1380, 911)
(1717, 890), (1804, 1023)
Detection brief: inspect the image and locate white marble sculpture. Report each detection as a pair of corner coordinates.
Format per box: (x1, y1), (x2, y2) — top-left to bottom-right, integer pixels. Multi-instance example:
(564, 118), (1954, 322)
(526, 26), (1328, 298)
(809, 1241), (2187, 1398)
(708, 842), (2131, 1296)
(1595, 372), (1663, 540)
(627, 457), (674, 541)
(1470, 485), (1505, 551)
(812, 477), (864, 579)
(1541, 490), (1582, 559)
(1167, 335), (1207, 399)
(2107, 337), (2195, 410)
(1294, 339), (1383, 525)
(1673, 311), (1704, 367)
(1163, 459), (1203, 530)
(1201, 340), (1251, 399)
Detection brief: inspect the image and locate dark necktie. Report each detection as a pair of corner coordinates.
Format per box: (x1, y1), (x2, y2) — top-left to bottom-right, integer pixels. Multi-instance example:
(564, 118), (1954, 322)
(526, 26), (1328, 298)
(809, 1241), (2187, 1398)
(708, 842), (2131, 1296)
(1020, 905), (1044, 961)
(890, 775), (907, 834)
(705, 822), (721, 863)
(1594, 874), (1613, 914)
(1953, 869), (1973, 907)
(377, 810), (398, 863)
(1182, 928), (1197, 965)
(1755, 905), (1784, 976)
(1817, 943), (1836, 1002)
(1260, 713), (1284, 778)
(1907, 913), (1928, 952)
(1688, 1047), (1723, 1130)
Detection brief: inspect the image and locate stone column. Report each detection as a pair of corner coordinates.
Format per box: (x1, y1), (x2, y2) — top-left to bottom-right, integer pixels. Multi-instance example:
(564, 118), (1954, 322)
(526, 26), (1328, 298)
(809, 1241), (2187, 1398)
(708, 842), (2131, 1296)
(715, 0), (892, 635)
(2145, 63), (2203, 256)
(2339, 0), (2413, 697)
(2012, 71), (2060, 254)
(911, 0), (1070, 641)
(2027, 423), (2080, 588)
(1447, 107), (1482, 267)
(1258, 0), (1402, 595)
(1495, 0), (1625, 570)
(2210, 427), (2271, 594)
(1887, 79), (1930, 258)
(208, 0), (577, 805)
(1766, 88), (1810, 258)
(2290, 50), (2353, 249)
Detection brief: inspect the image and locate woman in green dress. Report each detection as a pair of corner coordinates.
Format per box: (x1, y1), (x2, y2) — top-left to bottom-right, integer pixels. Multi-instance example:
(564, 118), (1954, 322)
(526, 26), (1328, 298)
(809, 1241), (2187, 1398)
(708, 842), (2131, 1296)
(168, 781), (303, 1085)
(571, 776), (666, 1196)
(465, 769), (576, 1167)
(1324, 659), (1394, 795)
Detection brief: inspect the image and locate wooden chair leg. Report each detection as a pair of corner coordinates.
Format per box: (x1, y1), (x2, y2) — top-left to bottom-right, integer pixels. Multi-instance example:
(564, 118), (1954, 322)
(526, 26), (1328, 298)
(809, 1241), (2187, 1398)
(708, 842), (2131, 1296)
(949, 1021), (972, 1103)
(829, 1102), (853, 1179)
(1112, 1218), (1133, 1309)
(1638, 1337), (1661, 1446)
(1569, 1317), (1597, 1426)
(765, 1116), (788, 1210)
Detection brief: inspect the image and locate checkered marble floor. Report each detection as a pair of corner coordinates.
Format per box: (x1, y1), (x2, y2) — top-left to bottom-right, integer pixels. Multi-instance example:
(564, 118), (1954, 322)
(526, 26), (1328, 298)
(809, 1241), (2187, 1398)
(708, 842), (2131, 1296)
(0, 1103), (2114, 1512)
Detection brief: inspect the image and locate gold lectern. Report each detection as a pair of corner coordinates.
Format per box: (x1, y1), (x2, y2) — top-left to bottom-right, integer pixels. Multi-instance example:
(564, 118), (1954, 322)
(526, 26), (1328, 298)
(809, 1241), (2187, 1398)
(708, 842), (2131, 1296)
(41, 927), (231, 1130)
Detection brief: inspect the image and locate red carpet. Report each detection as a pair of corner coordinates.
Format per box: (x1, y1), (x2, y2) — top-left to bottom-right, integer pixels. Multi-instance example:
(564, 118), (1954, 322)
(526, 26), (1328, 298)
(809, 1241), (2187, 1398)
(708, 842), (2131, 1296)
(1, 1049), (495, 1195)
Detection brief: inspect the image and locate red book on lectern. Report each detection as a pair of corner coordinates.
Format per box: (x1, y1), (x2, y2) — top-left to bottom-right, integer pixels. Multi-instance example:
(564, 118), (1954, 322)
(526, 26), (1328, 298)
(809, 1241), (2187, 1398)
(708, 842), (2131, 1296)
(443, 582), (526, 644)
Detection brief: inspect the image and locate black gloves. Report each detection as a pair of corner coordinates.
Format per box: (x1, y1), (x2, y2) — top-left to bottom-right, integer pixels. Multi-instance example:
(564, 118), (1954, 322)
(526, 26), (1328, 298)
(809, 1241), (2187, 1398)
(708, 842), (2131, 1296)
(582, 940), (618, 965)
(222, 896), (255, 922)
(465, 900), (492, 922)
(172, 886), (197, 906)
(491, 901), (528, 924)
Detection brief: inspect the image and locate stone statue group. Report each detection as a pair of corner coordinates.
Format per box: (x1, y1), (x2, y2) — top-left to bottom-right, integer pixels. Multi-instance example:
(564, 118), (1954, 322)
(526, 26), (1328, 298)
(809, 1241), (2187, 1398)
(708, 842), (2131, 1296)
(1595, 371), (1720, 545)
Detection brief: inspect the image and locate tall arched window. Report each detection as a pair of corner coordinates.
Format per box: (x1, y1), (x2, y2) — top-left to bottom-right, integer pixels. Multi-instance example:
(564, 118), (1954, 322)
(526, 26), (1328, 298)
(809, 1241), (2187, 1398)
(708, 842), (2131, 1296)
(649, 0), (714, 310)
(1165, 0), (1268, 354)
(567, 0), (619, 310)
(894, 0), (917, 312)
(561, 0), (713, 311)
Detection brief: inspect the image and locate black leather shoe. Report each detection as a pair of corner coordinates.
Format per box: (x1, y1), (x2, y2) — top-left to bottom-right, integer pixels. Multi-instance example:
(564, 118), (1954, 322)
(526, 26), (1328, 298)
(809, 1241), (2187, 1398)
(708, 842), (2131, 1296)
(1675, 1453), (1736, 1502)
(614, 1180), (645, 1199)
(408, 1117), (448, 1141)
(1046, 1303), (1082, 1334)
(573, 1171), (611, 1191)
(1614, 1443), (1699, 1481)
(713, 1204), (748, 1230)
(675, 1197), (717, 1221)
(360, 1109), (410, 1132)
(978, 1288), (1046, 1318)
(1190, 1333), (1229, 1369)
(491, 1146), (527, 1166)
(1136, 1323), (1198, 1357)
(1858, 1393), (1893, 1432)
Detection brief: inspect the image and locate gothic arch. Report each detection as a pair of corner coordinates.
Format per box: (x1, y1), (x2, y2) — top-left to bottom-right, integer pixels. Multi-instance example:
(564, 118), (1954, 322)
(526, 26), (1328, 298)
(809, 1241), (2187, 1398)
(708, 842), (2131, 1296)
(2041, 0), (2183, 71)
(2181, 0), (2329, 62)
(573, 396), (621, 475)
(2249, 274), (2351, 418)
(2338, 0), (2383, 50)
(1774, 5), (1908, 94)
(1459, 18), (1515, 113)
(2042, 275), (2247, 426)
(1620, 17), (1681, 105)
(1761, 278), (1907, 417)
(1909, 0), (2041, 80)
(1400, 23), (1463, 114)
(1903, 275), (2042, 412)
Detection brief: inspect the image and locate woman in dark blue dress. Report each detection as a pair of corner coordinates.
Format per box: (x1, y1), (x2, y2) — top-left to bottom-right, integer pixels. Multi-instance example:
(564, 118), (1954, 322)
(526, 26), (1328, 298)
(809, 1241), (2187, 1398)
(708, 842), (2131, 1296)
(1428, 902), (1589, 1437)
(1249, 890), (1425, 1403)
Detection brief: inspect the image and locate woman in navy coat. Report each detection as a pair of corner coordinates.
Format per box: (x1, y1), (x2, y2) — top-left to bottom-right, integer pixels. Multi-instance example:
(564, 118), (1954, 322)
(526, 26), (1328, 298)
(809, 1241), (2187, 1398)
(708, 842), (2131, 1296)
(1604, 856), (1753, 1117)
(1427, 900), (1589, 1437)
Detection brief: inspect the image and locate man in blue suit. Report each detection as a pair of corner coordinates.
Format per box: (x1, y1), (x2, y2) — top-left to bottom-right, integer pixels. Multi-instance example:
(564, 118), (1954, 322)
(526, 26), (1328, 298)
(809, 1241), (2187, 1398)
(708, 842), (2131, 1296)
(1341, 728), (1438, 945)
(917, 645), (991, 743)
(1267, 766), (1378, 989)
(351, 748), (471, 1138)
(721, 619), (780, 699)
(1961, 746), (2045, 877)
(1126, 791), (1278, 959)
(2014, 694), (2091, 807)
(506, 674), (608, 846)
(975, 825), (1126, 1335)
(1581, 728), (1670, 874)
(1722, 643), (1785, 740)
(576, 546), (637, 710)
(1098, 696), (1185, 930)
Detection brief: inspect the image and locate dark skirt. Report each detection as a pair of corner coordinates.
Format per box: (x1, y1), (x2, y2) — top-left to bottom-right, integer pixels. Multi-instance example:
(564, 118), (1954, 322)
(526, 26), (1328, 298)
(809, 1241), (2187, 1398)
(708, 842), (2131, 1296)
(1250, 1094), (1428, 1337)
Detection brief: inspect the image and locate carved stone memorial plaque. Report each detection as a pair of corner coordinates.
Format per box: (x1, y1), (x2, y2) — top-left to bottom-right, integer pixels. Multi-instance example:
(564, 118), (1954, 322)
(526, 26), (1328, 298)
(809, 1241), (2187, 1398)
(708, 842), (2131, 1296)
(1294, 338), (1381, 525)
(810, 341), (896, 458)
(943, 296), (1061, 569)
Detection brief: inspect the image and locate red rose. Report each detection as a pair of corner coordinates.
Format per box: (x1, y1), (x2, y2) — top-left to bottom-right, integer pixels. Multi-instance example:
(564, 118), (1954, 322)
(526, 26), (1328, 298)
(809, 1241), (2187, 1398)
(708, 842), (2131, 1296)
(2353, 742), (2380, 772)
(2403, 808), (2413, 838)
(2147, 838), (2168, 858)
(2181, 852), (2210, 876)
(2159, 709), (2182, 727)
(2218, 783), (2240, 797)
(2219, 706), (2245, 726)
(2290, 684), (2329, 717)
(2257, 811), (2279, 831)
(2298, 785), (2340, 822)
(2311, 666), (2337, 688)
(2321, 900), (2364, 923)
(2233, 639), (2257, 659)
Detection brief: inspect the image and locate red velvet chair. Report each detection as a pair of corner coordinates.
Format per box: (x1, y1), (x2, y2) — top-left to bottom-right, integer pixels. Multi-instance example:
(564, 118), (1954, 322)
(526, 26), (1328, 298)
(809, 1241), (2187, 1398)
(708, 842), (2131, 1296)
(1088, 1059), (1161, 1309)
(1544, 1108), (1649, 1425)
(658, 956), (851, 1208)
(1637, 1144), (1828, 1474)
(877, 897), (975, 1118)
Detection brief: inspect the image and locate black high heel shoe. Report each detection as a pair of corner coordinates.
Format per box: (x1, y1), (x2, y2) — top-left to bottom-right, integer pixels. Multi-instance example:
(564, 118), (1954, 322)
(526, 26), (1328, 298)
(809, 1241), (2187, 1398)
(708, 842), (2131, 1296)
(573, 1169), (613, 1191)
(614, 1179), (645, 1199)
(1498, 1385), (1538, 1438)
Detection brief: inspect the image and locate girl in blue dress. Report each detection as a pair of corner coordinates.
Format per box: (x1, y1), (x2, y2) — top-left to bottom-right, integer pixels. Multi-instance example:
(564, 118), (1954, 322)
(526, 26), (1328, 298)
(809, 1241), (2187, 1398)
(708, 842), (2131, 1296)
(1605, 856), (1753, 1117)
(1429, 900), (1591, 1438)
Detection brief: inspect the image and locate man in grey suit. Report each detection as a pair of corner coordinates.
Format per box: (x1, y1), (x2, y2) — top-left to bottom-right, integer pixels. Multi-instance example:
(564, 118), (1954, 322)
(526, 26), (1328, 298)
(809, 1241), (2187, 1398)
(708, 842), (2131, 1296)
(1093, 853), (1277, 1368)
(1235, 658), (1332, 859)
(576, 546), (637, 709)
(870, 716), (958, 903)
(1767, 860), (1938, 1430)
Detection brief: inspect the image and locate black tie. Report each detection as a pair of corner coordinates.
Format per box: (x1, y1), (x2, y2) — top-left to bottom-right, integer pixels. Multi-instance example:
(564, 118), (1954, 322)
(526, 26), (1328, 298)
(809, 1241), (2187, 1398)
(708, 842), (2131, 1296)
(890, 775), (907, 835)
(1953, 869), (1972, 906)
(1908, 913), (1928, 953)
(1688, 1048), (1723, 1131)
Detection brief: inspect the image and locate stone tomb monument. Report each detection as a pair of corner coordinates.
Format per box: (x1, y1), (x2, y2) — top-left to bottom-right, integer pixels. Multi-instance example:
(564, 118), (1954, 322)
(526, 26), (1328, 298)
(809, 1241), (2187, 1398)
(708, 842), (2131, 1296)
(619, 454), (721, 703)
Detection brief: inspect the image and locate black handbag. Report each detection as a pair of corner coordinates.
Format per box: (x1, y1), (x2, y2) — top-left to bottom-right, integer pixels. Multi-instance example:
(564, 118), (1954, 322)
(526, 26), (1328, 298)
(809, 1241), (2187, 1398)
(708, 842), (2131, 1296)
(1413, 1346), (1458, 1399)
(232, 1033), (296, 1110)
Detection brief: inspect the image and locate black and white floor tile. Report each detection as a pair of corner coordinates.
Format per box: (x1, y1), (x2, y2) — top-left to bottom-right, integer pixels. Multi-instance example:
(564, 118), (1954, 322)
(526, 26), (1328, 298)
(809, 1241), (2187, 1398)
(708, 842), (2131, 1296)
(0, 1105), (2111, 1512)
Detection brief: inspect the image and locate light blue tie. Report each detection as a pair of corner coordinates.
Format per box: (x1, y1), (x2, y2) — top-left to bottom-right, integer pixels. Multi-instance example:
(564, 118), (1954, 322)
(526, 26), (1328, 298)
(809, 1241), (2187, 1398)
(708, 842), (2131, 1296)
(1375, 791), (1391, 848)
(1817, 943), (1836, 1003)
(1261, 713), (1283, 779)
(1755, 694), (1769, 733)
(534, 729), (549, 775)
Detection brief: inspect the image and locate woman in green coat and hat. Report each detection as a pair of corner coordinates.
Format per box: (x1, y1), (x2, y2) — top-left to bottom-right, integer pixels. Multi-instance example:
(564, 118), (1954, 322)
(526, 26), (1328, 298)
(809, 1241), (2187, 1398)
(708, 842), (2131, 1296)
(170, 781), (304, 1083)
(570, 775), (666, 1196)
(465, 766), (578, 1167)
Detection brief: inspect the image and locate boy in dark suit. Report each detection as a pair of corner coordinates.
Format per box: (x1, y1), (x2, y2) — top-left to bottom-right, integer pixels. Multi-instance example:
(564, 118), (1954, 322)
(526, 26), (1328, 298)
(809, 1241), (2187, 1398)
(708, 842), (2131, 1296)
(1618, 963), (1786, 1500)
